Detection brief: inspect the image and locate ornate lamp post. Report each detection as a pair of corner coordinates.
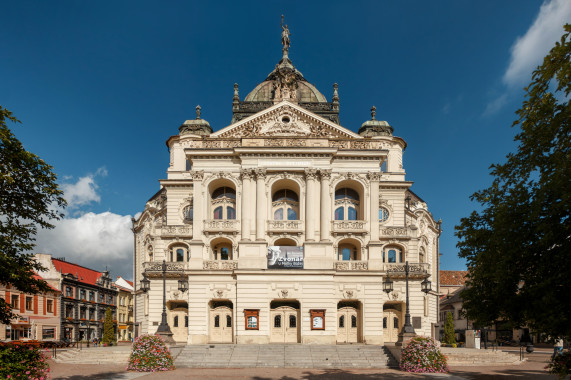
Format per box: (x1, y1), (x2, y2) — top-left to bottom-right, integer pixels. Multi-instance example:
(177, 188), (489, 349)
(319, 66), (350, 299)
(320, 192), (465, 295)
(384, 261), (432, 346)
(140, 260), (188, 344)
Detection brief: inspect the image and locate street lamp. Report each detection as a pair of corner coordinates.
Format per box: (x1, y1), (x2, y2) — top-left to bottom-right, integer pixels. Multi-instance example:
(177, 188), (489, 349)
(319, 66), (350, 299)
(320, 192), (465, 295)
(140, 260), (188, 344)
(383, 275), (394, 294)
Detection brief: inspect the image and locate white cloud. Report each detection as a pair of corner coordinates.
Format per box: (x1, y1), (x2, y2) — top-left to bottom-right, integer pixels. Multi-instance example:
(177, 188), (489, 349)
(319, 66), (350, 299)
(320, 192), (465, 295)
(503, 0), (571, 88)
(61, 167), (108, 210)
(36, 212), (134, 279)
(485, 0), (571, 115)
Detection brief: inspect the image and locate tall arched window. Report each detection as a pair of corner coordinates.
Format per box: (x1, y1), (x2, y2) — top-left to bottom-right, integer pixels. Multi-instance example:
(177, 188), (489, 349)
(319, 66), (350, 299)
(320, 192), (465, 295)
(272, 189), (299, 220)
(383, 246), (403, 263)
(379, 207), (389, 222)
(334, 188), (359, 220)
(183, 205), (193, 221)
(419, 247), (426, 263)
(212, 187), (236, 220)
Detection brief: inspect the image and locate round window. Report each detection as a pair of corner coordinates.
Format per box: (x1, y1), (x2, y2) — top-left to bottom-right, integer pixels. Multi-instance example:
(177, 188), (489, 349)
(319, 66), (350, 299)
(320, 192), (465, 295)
(282, 116), (290, 123)
(379, 207), (390, 222)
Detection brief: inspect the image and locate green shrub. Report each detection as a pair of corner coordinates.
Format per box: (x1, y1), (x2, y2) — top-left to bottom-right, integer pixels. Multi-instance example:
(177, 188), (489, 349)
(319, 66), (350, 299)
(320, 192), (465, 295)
(0, 342), (50, 380)
(400, 336), (448, 373)
(443, 311), (456, 345)
(127, 334), (174, 372)
(546, 350), (571, 380)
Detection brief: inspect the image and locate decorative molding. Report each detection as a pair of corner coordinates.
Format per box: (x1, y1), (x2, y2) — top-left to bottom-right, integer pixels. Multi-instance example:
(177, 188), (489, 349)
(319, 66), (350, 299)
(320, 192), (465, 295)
(304, 168), (318, 180)
(203, 260), (238, 270)
(367, 172), (382, 181)
(319, 169), (332, 181)
(190, 170), (204, 180)
(279, 289), (289, 298)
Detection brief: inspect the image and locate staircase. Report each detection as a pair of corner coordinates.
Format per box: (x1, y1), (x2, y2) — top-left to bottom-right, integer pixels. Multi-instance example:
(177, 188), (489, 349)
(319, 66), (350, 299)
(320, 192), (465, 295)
(52, 346), (132, 364)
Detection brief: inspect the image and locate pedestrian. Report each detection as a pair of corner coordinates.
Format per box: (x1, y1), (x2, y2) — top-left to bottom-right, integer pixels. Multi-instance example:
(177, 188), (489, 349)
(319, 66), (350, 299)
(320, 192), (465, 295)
(553, 338), (564, 357)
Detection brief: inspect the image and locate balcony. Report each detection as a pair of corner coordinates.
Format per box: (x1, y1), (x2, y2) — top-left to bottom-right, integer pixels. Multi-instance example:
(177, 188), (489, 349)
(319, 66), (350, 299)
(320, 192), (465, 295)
(334, 261), (369, 271)
(331, 220), (367, 236)
(383, 262), (430, 279)
(203, 260), (238, 270)
(161, 225), (192, 238)
(267, 220), (304, 234)
(203, 220), (240, 235)
(379, 226), (411, 239)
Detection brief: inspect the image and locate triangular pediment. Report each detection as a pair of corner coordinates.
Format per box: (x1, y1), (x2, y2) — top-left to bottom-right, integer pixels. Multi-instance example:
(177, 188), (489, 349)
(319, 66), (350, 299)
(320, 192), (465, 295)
(211, 101), (362, 139)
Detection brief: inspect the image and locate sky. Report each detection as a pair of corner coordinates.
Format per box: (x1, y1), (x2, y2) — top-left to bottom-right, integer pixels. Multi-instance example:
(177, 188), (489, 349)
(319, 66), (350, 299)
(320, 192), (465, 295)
(1, 0), (570, 280)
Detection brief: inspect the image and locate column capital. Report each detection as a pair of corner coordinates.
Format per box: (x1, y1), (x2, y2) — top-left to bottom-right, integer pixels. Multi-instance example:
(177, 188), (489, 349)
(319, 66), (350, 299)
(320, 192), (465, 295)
(240, 169), (253, 180)
(367, 172), (382, 181)
(255, 168), (267, 179)
(190, 170), (204, 180)
(305, 168), (318, 180)
(319, 169), (332, 180)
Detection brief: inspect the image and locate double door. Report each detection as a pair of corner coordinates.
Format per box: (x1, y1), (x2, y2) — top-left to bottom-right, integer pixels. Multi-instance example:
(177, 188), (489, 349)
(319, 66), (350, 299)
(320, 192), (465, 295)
(209, 306), (233, 343)
(337, 307), (358, 343)
(383, 307), (401, 343)
(270, 306), (299, 343)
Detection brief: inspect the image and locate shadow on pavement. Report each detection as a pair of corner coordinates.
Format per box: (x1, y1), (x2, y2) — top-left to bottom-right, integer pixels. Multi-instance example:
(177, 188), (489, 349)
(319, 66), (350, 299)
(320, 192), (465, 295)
(252, 370), (425, 380)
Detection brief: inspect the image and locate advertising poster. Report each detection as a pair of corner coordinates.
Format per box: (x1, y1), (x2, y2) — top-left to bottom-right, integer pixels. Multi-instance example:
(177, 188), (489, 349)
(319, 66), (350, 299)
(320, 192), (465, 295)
(267, 246), (303, 269)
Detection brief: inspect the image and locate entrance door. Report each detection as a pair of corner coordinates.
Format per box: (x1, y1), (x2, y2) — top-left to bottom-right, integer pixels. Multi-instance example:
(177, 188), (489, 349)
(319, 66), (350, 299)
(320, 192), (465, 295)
(337, 307), (358, 343)
(383, 307), (401, 343)
(270, 306), (299, 343)
(209, 306), (233, 343)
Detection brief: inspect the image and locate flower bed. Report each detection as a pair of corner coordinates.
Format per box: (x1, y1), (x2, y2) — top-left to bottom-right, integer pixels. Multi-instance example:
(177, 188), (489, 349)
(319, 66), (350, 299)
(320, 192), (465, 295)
(0, 341), (50, 380)
(400, 336), (448, 373)
(546, 350), (571, 379)
(127, 334), (174, 372)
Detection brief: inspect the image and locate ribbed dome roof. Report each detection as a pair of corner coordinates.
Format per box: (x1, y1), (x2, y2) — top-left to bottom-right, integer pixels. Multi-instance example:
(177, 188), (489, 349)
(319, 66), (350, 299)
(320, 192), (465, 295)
(358, 106), (393, 137)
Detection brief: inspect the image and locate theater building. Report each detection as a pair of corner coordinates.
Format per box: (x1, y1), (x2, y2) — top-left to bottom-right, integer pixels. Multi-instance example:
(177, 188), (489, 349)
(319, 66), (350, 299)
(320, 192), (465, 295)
(133, 31), (441, 345)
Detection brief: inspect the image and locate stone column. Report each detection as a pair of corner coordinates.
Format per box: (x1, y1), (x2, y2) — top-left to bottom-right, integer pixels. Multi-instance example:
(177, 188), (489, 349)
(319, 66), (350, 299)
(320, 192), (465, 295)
(191, 171), (204, 240)
(368, 172), (381, 241)
(320, 170), (332, 241)
(240, 169), (252, 241)
(305, 169), (318, 241)
(255, 169), (267, 241)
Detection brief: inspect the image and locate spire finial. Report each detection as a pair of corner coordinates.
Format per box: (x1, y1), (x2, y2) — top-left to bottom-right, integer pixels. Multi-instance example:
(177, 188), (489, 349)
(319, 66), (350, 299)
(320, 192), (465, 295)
(371, 106), (376, 120)
(281, 15), (291, 57)
(196, 105), (201, 119)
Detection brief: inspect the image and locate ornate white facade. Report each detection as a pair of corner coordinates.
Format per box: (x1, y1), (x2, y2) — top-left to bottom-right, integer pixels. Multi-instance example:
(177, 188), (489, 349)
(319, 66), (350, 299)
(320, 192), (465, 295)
(133, 36), (440, 345)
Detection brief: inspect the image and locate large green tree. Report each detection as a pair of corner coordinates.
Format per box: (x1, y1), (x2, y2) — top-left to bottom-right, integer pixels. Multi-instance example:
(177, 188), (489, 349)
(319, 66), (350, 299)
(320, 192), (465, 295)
(455, 25), (571, 340)
(0, 105), (67, 324)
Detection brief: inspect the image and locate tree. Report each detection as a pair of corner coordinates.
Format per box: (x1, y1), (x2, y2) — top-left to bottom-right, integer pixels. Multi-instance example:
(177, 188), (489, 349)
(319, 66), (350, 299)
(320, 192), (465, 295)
(0, 105), (66, 324)
(102, 307), (115, 345)
(455, 25), (571, 340)
(443, 312), (456, 345)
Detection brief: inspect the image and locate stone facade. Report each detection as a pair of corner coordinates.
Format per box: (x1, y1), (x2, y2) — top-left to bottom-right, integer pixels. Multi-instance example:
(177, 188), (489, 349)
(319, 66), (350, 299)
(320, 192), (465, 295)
(133, 37), (440, 345)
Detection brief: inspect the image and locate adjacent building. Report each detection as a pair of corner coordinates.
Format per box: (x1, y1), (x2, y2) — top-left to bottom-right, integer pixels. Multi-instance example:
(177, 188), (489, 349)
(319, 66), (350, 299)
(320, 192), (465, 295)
(114, 276), (134, 341)
(35, 254), (118, 341)
(0, 274), (60, 342)
(133, 29), (441, 345)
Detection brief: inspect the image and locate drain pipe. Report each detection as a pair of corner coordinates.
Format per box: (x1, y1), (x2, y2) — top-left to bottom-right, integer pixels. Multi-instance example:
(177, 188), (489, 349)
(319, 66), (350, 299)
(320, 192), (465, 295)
(436, 219), (442, 339)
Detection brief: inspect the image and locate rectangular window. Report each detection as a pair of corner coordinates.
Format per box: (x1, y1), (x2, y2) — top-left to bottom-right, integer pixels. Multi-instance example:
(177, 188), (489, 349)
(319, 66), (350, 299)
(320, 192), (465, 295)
(42, 327), (55, 340)
(11, 295), (19, 309)
(25, 296), (33, 311)
(47, 299), (53, 313)
(89, 291), (94, 301)
(80, 289), (86, 300)
(66, 287), (73, 297)
(244, 310), (259, 330)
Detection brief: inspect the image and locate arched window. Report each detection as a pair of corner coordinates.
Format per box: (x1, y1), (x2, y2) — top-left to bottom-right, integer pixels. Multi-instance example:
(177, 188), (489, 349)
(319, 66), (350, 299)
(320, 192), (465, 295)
(169, 246), (188, 262)
(337, 244), (359, 261)
(274, 315), (281, 328)
(214, 315), (220, 328)
(334, 188), (360, 220)
(379, 207), (389, 222)
(289, 315), (296, 328)
(173, 316), (179, 327)
(185, 316), (188, 327)
(339, 315), (345, 328)
(383, 246), (403, 263)
(211, 187), (236, 220)
(272, 189), (299, 220)
(212, 242), (232, 261)
(226, 315), (232, 327)
(351, 315), (357, 328)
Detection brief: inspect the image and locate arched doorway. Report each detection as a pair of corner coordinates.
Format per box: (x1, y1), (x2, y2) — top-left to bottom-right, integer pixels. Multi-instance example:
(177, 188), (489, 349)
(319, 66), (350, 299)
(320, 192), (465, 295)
(337, 301), (360, 343)
(383, 303), (403, 344)
(270, 301), (300, 343)
(209, 301), (233, 343)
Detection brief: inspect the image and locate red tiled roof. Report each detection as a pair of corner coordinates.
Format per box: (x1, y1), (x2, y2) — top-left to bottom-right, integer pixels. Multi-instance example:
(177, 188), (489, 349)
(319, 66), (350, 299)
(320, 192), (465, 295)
(439, 270), (468, 286)
(51, 258), (102, 286)
(113, 283), (132, 292)
(32, 273), (60, 293)
(125, 279), (133, 287)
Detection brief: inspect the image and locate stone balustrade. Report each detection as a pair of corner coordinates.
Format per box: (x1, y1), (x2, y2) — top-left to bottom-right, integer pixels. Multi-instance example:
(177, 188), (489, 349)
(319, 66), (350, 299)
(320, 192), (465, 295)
(267, 220), (304, 234)
(160, 225), (192, 237)
(334, 261), (369, 271)
(142, 261), (187, 274)
(203, 219), (240, 234)
(203, 260), (238, 270)
(331, 220), (367, 235)
(379, 226), (411, 238)
(383, 262), (430, 278)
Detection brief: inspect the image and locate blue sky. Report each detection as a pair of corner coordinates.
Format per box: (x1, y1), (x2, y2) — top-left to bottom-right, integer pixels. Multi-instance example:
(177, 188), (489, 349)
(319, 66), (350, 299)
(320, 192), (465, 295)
(2, 0), (569, 279)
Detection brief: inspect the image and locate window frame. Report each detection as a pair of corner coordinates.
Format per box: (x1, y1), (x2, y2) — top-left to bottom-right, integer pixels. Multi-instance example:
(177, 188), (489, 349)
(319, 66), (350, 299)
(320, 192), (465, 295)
(244, 309), (259, 330)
